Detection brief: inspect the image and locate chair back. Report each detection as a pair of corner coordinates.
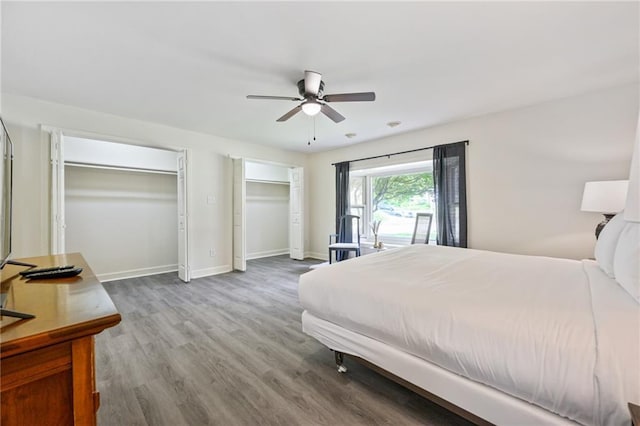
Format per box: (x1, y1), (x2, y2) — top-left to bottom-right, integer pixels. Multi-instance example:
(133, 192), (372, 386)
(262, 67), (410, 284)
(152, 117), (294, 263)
(338, 215), (361, 245)
(411, 213), (433, 244)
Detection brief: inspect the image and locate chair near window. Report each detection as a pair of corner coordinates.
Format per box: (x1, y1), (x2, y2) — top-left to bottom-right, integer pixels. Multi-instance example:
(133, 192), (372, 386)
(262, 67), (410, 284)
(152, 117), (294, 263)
(411, 213), (433, 244)
(329, 215), (361, 263)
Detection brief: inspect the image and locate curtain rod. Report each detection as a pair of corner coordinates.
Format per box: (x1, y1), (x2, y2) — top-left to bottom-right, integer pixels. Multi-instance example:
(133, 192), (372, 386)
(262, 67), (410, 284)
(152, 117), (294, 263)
(331, 140), (469, 166)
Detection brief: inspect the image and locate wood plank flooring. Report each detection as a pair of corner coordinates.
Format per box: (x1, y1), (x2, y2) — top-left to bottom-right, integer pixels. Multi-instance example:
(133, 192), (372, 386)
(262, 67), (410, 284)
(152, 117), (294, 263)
(96, 255), (473, 426)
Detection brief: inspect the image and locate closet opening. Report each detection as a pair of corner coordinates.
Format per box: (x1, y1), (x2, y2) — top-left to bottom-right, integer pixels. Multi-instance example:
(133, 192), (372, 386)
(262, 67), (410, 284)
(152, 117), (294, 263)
(50, 132), (190, 282)
(232, 159), (304, 271)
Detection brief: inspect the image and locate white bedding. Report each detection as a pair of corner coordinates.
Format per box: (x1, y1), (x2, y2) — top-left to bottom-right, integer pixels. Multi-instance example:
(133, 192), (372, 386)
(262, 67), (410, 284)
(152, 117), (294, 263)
(298, 245), (640, 425)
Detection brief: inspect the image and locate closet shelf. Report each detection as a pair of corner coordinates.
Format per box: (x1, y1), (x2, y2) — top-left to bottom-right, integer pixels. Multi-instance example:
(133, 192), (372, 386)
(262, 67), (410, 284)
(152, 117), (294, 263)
(64, 161), (177, 176)
(245, 178), (290, 185)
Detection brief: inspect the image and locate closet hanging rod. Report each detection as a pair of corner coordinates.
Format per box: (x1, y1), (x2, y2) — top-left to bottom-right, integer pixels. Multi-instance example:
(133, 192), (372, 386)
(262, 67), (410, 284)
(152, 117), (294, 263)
(64, 161), (177, 176)
(331, 140), (469, 166)
(246, 178), (290, 186)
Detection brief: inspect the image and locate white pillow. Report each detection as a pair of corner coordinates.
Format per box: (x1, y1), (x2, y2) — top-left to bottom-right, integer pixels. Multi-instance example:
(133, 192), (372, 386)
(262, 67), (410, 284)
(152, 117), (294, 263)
(595, 213), (627, 277)
(613, 222), (640, 303)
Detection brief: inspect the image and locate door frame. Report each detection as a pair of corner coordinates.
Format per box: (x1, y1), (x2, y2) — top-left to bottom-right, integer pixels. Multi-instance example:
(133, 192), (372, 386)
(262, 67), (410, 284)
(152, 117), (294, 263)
(45, 126), (191, 282)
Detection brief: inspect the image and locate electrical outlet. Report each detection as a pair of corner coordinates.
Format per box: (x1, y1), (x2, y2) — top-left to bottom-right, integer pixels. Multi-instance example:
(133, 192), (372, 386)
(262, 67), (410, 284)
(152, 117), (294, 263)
(209, 249), (216, 257)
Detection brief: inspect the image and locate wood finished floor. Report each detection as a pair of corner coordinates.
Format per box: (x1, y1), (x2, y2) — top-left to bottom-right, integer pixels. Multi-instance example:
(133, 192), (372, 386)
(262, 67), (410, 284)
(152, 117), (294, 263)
(96, 255), (473, 426)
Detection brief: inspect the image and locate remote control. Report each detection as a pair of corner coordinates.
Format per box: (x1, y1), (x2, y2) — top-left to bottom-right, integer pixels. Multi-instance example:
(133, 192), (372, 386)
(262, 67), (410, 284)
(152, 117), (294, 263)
(20, 265), (75, 277)
(25, 268), (83, 280)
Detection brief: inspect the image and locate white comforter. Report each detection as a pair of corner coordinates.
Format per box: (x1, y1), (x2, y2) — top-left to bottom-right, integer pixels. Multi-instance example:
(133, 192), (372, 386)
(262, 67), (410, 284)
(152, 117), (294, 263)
(298, 245), (640, 425)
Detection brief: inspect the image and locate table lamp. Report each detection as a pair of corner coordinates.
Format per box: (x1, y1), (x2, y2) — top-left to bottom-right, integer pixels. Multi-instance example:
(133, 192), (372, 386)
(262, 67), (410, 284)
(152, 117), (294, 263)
(581, 180), (629, 238)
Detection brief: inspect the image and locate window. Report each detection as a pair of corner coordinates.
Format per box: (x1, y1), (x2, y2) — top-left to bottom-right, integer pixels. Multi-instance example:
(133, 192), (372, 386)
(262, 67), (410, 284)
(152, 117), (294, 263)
(350, 162), (436, 245)
(349, 175), (366, 235)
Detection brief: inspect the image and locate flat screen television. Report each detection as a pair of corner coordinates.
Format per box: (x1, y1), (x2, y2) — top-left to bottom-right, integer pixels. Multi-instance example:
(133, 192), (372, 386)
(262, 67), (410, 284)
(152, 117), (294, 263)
(1, 117), (14, 268)
(0, 117), (35, 270)
(0, 117), (36, 319)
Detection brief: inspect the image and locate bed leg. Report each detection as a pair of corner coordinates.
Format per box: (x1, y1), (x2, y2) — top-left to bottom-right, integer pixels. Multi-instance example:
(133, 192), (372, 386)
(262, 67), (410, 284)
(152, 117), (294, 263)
(334, 351), (348, 373)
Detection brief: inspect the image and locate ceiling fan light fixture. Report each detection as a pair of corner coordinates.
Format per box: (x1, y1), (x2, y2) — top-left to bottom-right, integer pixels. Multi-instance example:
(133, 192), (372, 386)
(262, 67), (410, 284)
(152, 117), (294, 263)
(246, 70), (375, 123)
(301, 100), (322, 116)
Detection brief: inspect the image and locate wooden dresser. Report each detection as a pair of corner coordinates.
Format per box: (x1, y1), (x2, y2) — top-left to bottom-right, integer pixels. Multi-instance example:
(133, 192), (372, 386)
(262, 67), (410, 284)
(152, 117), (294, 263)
(0, 253), (121, 425)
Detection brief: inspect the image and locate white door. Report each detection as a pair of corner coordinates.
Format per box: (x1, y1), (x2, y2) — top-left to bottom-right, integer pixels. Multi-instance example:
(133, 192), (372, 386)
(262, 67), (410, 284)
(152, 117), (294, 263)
(289, 167), (304, 260)
(233, 158), (246, 271)
(50, 131), (65, 254)
(177, 150), (190, 282)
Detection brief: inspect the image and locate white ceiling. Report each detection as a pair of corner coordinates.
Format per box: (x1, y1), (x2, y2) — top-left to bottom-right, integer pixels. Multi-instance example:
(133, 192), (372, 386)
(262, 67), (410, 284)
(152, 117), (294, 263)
(1, 2), (638, 153)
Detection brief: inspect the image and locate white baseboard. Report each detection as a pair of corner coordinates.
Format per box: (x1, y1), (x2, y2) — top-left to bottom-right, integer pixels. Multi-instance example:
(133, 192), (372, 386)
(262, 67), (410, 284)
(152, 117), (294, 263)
(246, 248), (289, 260)
(98, 264), (178, 282)
(306, 251), (328, 260)
(190, 264), (233, 279)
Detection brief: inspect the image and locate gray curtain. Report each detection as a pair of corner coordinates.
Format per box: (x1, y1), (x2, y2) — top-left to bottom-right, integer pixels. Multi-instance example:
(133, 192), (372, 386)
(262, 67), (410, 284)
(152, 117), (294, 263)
(433, 142), (467, 248)
(335, 161), (350, 260)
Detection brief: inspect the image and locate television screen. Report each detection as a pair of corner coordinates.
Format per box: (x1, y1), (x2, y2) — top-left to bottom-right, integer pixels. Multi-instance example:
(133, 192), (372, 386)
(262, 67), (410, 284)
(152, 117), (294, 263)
(0, 117), (13, 268)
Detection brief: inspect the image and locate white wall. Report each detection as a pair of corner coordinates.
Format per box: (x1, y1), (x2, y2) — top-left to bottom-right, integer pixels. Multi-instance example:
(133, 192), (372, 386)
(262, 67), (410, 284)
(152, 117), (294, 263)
(3, 93), (308, 278)
(63, 137), (179, 280)
(5, 84), (637, 266)
(65, 166), (177, 280)
(246, 181), (289, 259)
(308, 84), (639, 260)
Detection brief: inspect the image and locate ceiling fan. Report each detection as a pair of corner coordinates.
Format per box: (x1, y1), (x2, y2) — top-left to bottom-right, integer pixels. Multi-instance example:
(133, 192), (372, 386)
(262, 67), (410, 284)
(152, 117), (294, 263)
(246, 70), (375, 123)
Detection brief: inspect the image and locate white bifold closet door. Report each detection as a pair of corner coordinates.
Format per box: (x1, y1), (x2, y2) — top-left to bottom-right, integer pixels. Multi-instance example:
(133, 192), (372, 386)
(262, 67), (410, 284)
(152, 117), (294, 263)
(177, 150), (190, 282)
(233, 158), (246, 271)
(50, 130), (66, 254)
(289, 167), (304, 260)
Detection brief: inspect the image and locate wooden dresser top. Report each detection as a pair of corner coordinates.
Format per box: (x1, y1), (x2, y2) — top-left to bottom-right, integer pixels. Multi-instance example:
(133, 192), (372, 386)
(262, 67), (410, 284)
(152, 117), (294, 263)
(1, 253), (121, 358)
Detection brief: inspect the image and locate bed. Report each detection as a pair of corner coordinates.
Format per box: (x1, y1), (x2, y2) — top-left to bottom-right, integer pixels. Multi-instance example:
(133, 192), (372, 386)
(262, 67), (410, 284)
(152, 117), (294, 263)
(298, 217), (639, 425)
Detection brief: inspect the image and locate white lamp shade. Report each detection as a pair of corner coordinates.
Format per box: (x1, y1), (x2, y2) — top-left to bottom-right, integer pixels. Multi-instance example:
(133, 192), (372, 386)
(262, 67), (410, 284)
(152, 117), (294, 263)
(581, 180), (629, 214)
(624, 113), (640, 222)
(301, 101), (321, 116)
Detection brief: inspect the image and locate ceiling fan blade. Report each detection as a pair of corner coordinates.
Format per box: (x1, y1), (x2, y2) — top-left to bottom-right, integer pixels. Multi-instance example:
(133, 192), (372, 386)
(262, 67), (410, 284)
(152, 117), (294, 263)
(304, 70), (322, 96)
(323, 92), (376, 102)
(247, 95), (301, 101)
(321, 104), (346, 123)
(276, 105), (302, 122)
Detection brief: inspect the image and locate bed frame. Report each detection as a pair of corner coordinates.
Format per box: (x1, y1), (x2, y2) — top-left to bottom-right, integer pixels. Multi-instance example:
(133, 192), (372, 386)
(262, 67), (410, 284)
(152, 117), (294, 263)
(333, 350), (492, 425)
(302, 311), (576, 426)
